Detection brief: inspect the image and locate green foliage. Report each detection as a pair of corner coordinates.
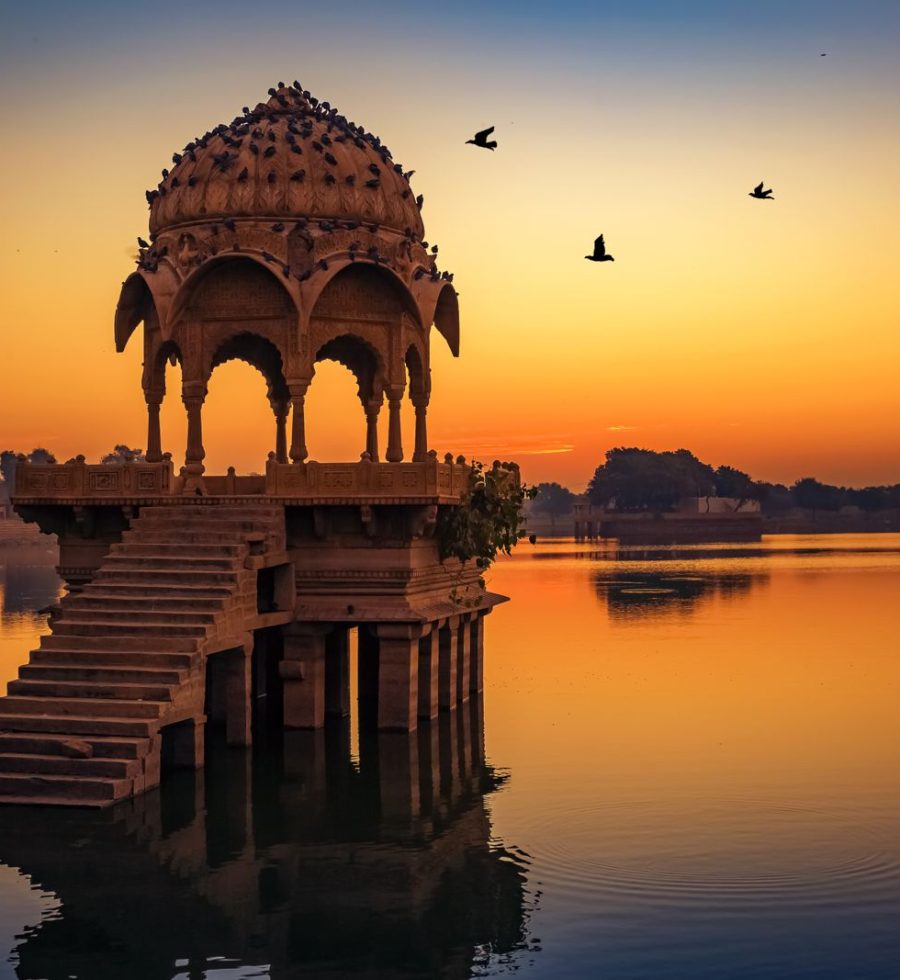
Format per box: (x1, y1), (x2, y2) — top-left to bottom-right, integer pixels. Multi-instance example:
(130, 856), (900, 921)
(101, 445), (146, 464)
(437, 460), (536, 573)
(531, 481), (576, 516)
(588, 447), (715, 512)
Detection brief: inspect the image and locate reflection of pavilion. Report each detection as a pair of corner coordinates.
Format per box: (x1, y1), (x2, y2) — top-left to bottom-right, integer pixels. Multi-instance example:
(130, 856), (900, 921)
(0, 698), (531, 979)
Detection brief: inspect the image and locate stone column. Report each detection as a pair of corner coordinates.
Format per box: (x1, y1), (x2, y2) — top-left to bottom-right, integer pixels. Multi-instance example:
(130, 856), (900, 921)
(182, 382), (207, 478)
(358, 628), (380, 732)
(418, 626), (440, 720)
(273, 400), (289, 464)
(438, 617), (460, 710)
(471, 612), (486, 694)
(412, 396), (429, 462)
(280, 626), (327, 729)
(225, 642), (253, 747)
(325, 627), (351, 718)
(168, 717), (205, 770)
(375, 624), (421, 732)
(145, 389), (164, 463)
(385, 385), (404, 463)
(288, 381), (309, 463)
(457, 615), (472, 703)
(364, 398), (382, 462)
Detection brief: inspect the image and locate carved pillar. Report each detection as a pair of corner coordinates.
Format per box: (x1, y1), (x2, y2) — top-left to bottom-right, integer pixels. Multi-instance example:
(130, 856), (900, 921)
(182, 383), (207, 477)
(288, 381), (309, 464)
(273, 400), (289, 464)
(412, 396), (429, 463)
(145, 389), (163, 463)
(385, 385), (404, 463)
(364, 398), (382, 462)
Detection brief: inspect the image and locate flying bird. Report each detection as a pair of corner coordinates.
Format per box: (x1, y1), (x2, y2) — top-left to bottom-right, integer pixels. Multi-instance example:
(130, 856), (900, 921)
(749, 181), (774, 200)
(466, 126), (497, 150)
(585, 235), (614, 262)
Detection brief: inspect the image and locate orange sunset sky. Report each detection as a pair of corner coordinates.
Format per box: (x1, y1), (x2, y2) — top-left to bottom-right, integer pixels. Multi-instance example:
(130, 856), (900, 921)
(1, 1), (898, 490)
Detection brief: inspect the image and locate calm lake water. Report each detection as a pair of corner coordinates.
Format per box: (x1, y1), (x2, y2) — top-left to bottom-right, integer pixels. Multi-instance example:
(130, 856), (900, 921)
(1, 534), (899, 979)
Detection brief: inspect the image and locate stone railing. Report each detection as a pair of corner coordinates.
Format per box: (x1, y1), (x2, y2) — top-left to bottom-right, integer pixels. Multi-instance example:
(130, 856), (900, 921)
(265, 458), (471, 501)
(11, 457), (474, 504)
(12, 458), (175, 500)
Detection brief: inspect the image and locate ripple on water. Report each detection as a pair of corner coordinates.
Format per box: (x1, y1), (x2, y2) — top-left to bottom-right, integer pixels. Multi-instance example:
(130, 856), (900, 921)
(510, 796), (900, 912)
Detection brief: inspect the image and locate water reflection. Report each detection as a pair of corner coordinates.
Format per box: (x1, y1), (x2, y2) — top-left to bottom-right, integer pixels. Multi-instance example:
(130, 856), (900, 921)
(596, 570), (766, 619)
(0, 701), (535, 979)
(0, 561), (60, 619)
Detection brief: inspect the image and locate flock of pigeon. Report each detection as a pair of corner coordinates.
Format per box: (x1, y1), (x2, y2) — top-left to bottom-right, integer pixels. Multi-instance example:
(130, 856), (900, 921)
(464, 124), (776, 265)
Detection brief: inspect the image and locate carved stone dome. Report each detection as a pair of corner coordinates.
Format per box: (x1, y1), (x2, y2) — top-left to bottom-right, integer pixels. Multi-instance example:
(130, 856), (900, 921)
(148, 84), (425, 239)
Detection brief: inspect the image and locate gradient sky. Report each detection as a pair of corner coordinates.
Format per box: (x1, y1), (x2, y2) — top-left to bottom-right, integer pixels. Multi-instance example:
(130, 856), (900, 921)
(1, 1), (898, 489)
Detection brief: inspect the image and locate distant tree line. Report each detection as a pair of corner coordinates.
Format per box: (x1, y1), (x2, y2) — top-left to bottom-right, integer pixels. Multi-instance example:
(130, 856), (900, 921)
(527, 448), (900, 517)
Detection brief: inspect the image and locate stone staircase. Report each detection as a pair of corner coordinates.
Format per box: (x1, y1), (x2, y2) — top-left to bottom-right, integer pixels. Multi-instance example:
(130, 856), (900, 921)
(0, 504), (285, 807)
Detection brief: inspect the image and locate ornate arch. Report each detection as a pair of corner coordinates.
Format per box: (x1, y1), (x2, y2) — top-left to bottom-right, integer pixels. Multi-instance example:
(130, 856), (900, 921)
(207, 332), (290, 406)
(314, 333), (386, 405)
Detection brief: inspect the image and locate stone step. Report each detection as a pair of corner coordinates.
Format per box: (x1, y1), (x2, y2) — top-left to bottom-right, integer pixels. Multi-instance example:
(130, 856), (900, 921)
(41, 633), (199, 653)
(111, 542), (245, 558)
(30, 648), (197, 669)
(20, 664), (187, 685)
(102, 554), (240, 571)
(0, 696), (162, 719)
(96, 568), (239, 586)
(127, 521), (279, 536)
(0, 772), (132, 802)
(0, 732), (150, 760)
(0, 714), (157, 738)
(79, 582), (235, 599)
(8, 679), (175, 703)
(52, 620), (210, 638)
(59, 608), (218, 626)
(65, 594), (225, 613)
(137, 506), (281, 519)
(0, 753), (138, 779)
(0, 793), (112, 809)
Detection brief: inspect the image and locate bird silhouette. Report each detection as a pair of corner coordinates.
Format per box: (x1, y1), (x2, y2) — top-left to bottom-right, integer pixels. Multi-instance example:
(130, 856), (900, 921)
(137, 237), (150, 249)
(749, 181), (774, 200)
(585, 235), (614, 262)
(466, 126), (497, 150)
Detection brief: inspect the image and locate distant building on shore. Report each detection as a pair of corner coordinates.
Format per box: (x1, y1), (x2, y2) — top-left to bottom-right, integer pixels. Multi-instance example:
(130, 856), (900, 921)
(573, 495), (762, 543)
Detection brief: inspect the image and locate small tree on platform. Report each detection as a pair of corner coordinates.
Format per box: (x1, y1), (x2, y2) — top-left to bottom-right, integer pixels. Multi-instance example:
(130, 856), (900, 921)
(437, 460), (535, 604)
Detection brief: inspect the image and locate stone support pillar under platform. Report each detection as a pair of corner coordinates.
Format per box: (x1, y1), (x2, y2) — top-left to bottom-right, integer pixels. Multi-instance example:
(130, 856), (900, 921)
(471, 611), (486, 693)
(456, 614), (472, 704)
(385, 386), (405, 462)
(438, 617), (460, 710)
(288, 381), (309, 463)
(144, 389), (163, 463)
(418, 627), (440, 720)
(164, 717), (205, 770)
(374, 624), (423, 732)
(225, 643), (253, 747)
(325, 627), (351, 718)
(281, 626), (327, 729)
